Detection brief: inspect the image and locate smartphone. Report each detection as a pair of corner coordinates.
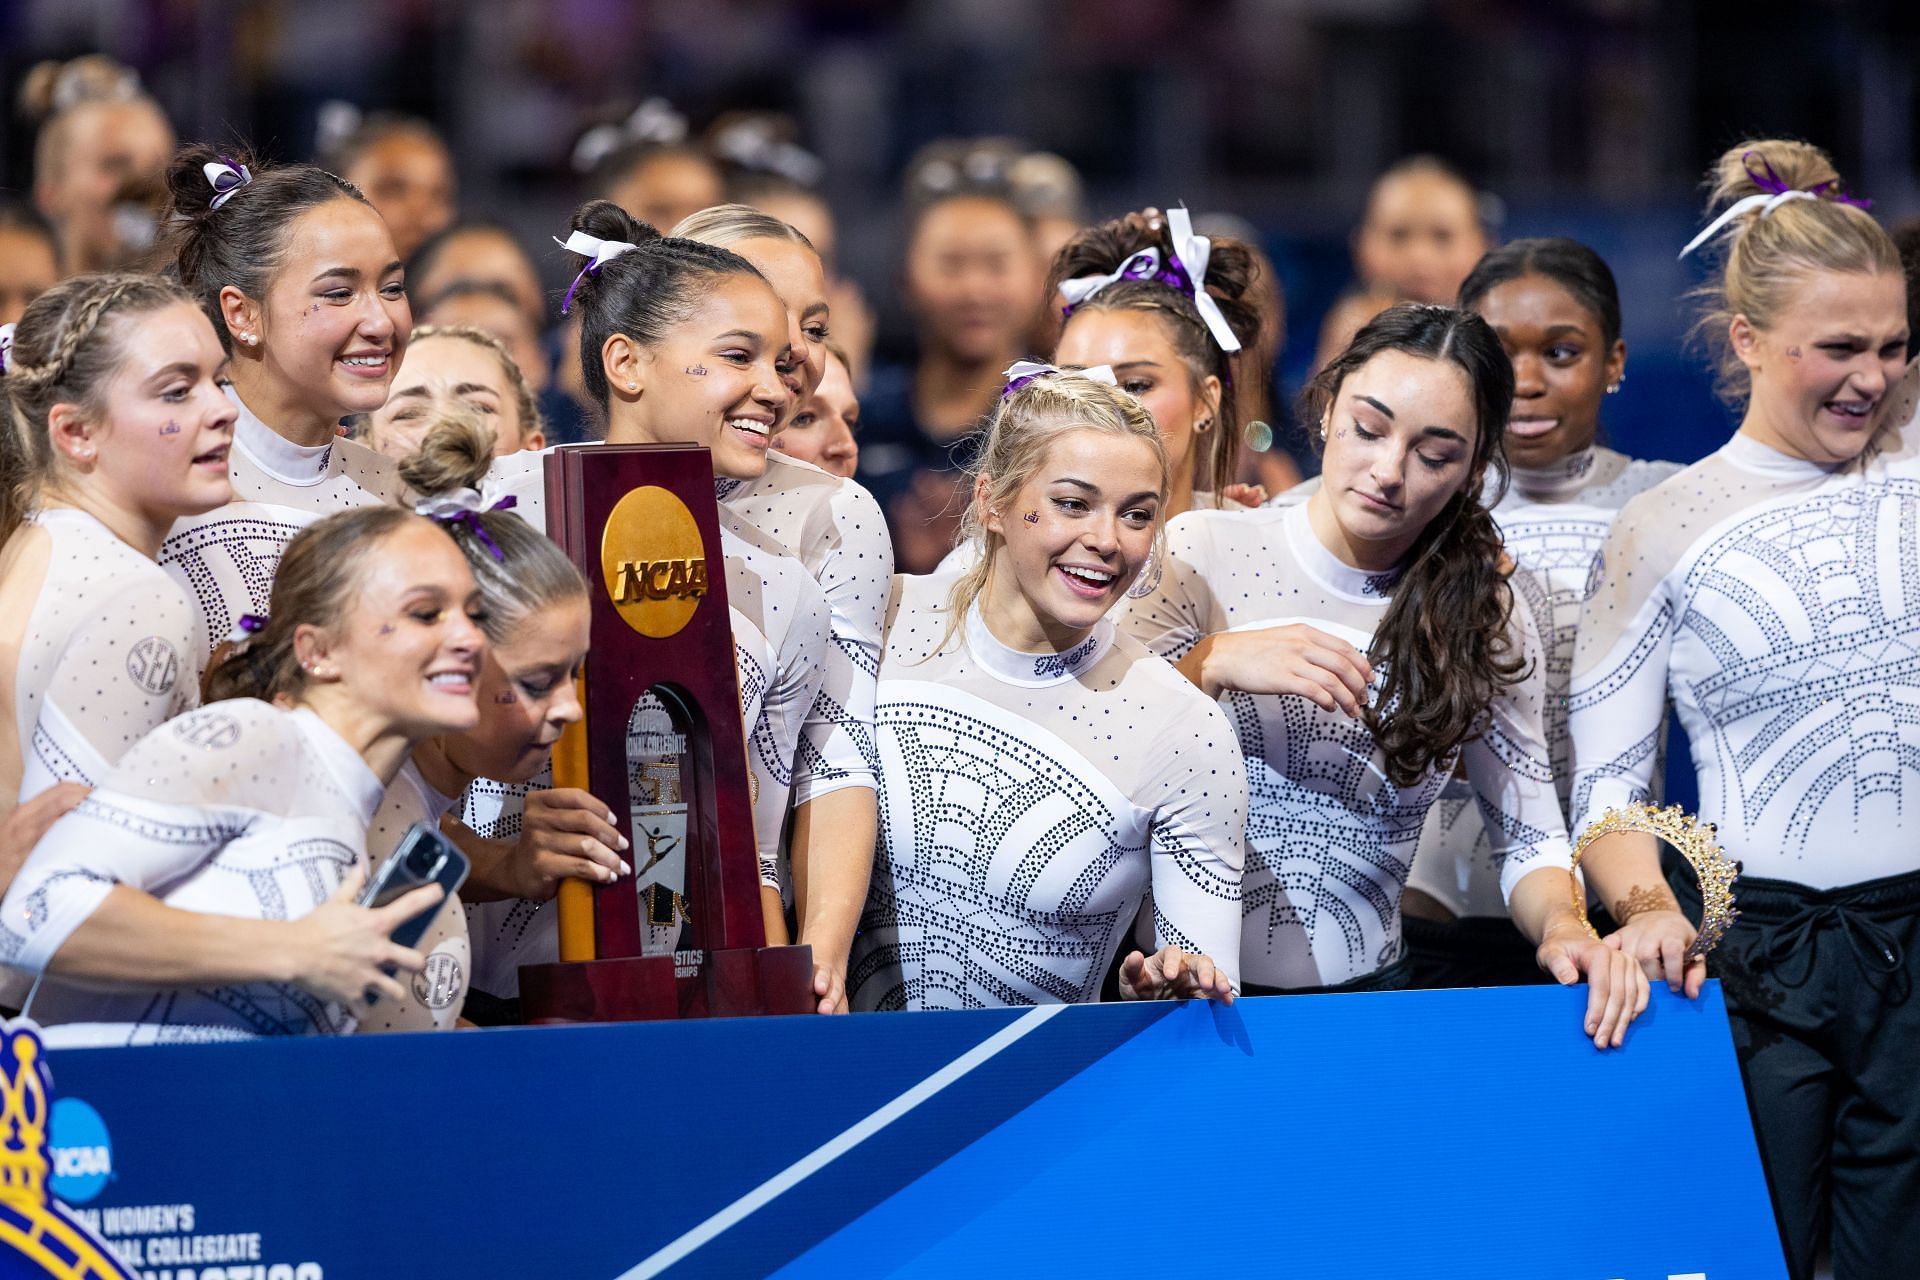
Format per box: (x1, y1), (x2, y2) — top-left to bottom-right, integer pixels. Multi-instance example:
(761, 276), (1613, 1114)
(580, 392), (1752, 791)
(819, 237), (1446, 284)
(356, 823), (470, 1003)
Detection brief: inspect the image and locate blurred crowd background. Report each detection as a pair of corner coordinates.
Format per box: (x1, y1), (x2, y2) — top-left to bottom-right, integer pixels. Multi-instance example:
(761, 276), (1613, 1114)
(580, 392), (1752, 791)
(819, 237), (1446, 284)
(3, 0), (1918, 480)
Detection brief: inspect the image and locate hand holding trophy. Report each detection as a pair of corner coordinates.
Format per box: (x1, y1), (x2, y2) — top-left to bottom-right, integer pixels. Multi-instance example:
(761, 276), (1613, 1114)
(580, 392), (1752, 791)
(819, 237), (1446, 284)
(1571, 803), (1740, 998)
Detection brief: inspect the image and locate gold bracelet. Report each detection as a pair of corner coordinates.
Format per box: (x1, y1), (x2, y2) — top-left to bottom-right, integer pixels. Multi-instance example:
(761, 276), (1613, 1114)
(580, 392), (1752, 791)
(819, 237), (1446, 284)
(1570, 803), (1740, 958)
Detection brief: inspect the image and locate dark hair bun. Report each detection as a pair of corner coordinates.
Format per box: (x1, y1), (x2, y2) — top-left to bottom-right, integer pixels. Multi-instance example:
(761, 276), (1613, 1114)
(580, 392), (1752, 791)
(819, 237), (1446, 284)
(568, 199), (662, 249)
(165, 141), (264, 228)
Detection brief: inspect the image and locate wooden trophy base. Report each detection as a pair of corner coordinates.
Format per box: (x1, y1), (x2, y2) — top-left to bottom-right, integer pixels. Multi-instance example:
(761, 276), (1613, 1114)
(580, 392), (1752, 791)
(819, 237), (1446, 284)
(519, 944), (817, 1024)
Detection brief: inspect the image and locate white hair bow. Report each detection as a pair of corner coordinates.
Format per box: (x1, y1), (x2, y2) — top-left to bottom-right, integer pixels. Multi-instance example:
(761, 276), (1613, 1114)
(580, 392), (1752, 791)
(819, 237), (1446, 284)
(554, 230), (641, 314)
(555, 230), (638, 270)
(0, 323), (14, 374)
(1002, 360), (1118, 397)
(571, 98), (689, 174)
(710, 120), (824, 187)
(1057, 248), (1163, 310)
(1056, 205), (1242, 355)
(414, 488), (487, 520)
(1678, 190), (1818, 259)
(203, 159), (253, 211)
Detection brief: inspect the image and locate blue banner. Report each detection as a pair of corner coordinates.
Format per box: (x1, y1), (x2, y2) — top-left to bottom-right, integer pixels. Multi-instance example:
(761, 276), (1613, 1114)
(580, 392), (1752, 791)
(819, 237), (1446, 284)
(27, 982), (1780, 1279)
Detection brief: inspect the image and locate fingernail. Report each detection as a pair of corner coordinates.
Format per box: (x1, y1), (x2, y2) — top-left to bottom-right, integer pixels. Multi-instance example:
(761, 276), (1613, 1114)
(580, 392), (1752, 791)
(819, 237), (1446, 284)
(620, 860), (632, 877)
(618, 835), (631, 851)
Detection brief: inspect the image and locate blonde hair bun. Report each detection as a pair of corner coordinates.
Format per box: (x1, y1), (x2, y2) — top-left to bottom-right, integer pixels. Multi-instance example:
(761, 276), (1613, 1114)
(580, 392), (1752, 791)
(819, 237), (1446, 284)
(396, 404), (496, 496)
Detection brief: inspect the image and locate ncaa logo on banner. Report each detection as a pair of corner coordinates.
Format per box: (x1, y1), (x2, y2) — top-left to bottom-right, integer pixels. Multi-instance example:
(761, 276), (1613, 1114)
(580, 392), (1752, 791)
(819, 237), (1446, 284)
(0, 1018), (137, 1279)
(49, 1096), (114, 1204)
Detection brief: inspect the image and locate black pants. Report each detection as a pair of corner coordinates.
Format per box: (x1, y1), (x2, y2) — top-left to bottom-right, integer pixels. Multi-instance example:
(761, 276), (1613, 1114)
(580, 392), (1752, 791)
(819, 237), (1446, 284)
(1401, 914), (1552, 990)
(1673, 859), (1920, 1280)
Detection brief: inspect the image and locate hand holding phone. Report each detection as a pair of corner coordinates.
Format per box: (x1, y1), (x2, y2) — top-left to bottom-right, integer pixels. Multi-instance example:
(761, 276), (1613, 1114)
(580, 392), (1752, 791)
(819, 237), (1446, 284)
(357, 823), (471, 1004)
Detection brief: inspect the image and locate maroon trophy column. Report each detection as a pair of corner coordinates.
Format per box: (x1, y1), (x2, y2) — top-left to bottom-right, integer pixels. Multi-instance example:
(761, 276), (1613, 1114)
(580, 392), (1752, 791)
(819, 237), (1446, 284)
(518, 443), (815, 1021)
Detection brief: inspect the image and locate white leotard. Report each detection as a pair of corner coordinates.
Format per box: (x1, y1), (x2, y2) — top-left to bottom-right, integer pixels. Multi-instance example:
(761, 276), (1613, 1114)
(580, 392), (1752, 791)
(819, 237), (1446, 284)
(1, 700), (383, 1047)
(11, 509), (204, 803)
(160, 391), (407, 651)
(360, 762), (468, 1032)
(1408, 448), (1680, 916)
(849, 575), (1247, 1010)
(1123, 500), (1573, 988)
(463, 454), (831, 997)
(1569, 431), (1920, 888)
(717, 451), (892, 803)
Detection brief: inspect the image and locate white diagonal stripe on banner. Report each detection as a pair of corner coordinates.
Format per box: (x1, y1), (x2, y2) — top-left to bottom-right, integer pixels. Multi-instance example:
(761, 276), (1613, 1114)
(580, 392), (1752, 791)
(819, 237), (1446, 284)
(616, 1003), (1069, 1279)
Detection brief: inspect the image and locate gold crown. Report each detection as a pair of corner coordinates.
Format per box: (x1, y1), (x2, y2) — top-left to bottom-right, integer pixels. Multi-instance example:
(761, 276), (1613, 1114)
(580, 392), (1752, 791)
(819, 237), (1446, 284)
(0, 1024), (49, 1204)
(1571, 803), (1740, 957)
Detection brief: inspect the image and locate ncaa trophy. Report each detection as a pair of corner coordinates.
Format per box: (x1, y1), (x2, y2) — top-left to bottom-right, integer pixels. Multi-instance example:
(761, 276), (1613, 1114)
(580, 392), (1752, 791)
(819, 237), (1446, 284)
(517, 443), (815, 1021)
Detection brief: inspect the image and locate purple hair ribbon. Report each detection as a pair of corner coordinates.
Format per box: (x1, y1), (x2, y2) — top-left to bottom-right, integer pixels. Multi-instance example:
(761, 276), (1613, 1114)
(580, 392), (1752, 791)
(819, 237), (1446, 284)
(1001, 360), (1118, 398)
(225, 613), (268, 647)
(1679, 150), (1873, 259)
(416, 490), (520, 562)
(1744, 150), (1872, 210)
(203, 158), (253, 211)
(1056, 204), (1243, 354)
(554, 230), (639, 315)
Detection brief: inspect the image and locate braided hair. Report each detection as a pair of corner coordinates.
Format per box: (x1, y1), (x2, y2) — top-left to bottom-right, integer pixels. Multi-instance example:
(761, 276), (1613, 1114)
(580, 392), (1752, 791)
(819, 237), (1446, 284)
(560, 199), (767, 412)
(1, 272), (195, 542)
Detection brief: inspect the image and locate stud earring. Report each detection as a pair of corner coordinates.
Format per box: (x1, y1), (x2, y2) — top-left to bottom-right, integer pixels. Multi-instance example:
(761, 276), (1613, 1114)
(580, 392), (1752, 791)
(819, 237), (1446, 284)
(1606, 374), (1625, 394)
(1195, 416), (1214, 435)
(238, 331), (257, 346)
(627, 381), (639, 392)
